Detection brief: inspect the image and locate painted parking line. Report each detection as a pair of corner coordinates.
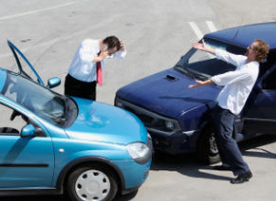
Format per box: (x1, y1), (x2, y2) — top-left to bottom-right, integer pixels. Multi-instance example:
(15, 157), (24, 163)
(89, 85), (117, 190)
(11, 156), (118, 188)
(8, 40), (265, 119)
(0, 2), (77, 21)
(188, 22), (204, 40)
(206, 21), (217, 32)
(188, 21), (218, 40)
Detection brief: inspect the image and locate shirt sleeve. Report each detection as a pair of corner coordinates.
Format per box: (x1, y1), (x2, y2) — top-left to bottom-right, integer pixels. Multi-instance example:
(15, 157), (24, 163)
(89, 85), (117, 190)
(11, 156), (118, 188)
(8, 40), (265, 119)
(78, 40), (97, 63)
(215, 49), (247, 67)
(113, 49), (127, 60)
(211, 68), (252, 86)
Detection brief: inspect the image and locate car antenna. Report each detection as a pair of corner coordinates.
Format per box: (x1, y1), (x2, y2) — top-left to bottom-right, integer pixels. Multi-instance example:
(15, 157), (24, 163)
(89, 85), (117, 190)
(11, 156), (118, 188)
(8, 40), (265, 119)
(233, 28), (240, 40)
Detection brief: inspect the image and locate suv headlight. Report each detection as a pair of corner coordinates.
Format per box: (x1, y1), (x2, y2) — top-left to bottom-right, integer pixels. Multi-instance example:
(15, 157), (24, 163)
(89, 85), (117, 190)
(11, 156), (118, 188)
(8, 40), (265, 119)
(161, 119), (180, 132)
(165, 120), (176, 131)
(126, 142), (152, 164)
(115, 99), (124, 107)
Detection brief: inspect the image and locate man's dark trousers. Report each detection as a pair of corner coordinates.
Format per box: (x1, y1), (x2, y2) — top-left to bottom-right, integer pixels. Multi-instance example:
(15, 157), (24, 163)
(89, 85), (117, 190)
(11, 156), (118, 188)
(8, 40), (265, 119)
(65, 74), (96, 100)
(213, 105), (250, 175)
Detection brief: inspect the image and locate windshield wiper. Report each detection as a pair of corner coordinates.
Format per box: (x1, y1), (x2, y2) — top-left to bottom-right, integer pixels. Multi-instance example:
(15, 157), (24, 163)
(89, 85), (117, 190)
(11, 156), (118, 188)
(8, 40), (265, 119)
(192, 73), (209, 80)
(175, 65), (195, 79)
(175, 65), (209, 80)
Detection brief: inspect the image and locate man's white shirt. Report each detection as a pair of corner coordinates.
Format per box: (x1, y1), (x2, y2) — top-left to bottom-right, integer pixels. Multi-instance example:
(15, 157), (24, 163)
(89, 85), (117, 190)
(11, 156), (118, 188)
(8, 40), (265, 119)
(211, 49), (259, 115)
(69, 38), (127, 82)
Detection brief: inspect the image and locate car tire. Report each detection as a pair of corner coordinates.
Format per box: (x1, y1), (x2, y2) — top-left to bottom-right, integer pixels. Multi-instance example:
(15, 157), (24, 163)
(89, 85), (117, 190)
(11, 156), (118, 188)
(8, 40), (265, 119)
(196, 127), (220, 164)
(67, 164), (118, 201)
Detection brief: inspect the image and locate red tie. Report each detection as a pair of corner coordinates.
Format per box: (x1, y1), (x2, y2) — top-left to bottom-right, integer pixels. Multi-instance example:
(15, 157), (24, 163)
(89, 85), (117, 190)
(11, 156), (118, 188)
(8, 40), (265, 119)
(97, 52), (102, 86)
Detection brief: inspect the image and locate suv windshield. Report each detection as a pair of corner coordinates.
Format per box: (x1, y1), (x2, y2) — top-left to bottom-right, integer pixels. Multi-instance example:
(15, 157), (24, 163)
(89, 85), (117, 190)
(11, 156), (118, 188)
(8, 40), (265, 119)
(175, 38), (246, 80)
(1, 71), (77, 128)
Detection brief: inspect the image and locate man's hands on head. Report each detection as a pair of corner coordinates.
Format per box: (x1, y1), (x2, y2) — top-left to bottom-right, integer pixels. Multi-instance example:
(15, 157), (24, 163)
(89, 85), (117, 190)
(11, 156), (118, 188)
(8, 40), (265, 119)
(120, 40), (125, 52)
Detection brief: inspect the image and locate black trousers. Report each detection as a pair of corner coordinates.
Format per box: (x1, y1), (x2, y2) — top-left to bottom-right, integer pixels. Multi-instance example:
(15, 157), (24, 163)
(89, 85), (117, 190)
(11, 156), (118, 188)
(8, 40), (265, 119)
(212, 105), (250, 175)
(64, 74), (97, 100)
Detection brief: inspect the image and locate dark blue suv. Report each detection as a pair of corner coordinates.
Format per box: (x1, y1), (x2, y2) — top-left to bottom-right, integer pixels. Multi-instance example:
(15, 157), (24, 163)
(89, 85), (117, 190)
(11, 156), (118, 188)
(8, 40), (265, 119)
(115, 22), (276, 164)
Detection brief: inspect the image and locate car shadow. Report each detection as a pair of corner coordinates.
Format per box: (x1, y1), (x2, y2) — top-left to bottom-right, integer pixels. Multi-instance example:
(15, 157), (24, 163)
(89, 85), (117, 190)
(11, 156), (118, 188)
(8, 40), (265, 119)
(0, 193), (138, 201)
(239, 134), (276, 159)
(2, 135), (276, 201)
(0, 195), (68, 201)
(150, 134), (276, 180)
(151, 152), (232, 181)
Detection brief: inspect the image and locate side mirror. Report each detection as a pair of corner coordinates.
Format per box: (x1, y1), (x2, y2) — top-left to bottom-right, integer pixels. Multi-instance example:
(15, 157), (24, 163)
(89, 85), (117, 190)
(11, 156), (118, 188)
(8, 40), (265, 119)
(21, 124), (35, 137)
(47, 77), (61, 88)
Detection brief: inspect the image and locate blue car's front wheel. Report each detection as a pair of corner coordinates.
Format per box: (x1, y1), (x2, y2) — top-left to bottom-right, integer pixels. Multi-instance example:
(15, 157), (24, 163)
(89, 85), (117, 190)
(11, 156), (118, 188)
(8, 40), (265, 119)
(67, 164), (118, 201)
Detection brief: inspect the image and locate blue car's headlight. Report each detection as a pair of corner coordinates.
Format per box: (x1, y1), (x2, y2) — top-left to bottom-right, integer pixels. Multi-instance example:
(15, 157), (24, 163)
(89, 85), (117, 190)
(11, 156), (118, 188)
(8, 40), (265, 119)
(126, 142), (151, 164)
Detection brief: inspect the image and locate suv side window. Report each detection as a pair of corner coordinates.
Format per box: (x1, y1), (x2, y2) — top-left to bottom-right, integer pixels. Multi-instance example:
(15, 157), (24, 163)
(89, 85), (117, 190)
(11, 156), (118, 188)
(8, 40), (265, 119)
(260, 50), (276, 90)
(262, 68), (276, 90)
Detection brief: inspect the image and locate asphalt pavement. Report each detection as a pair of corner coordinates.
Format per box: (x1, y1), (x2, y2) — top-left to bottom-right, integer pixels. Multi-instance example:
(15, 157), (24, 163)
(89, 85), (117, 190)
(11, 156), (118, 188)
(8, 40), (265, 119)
(1, 0), (276, 200)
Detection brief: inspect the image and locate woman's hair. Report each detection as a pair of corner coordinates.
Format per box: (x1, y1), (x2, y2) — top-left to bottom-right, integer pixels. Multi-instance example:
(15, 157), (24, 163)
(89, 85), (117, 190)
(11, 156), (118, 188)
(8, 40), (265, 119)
(103, 36), (121, 50)
(254, 39), (270, 62)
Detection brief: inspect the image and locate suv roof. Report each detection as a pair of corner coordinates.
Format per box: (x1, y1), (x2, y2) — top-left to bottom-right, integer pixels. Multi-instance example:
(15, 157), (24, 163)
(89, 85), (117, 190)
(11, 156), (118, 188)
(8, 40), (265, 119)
(205, 22), (276, 49)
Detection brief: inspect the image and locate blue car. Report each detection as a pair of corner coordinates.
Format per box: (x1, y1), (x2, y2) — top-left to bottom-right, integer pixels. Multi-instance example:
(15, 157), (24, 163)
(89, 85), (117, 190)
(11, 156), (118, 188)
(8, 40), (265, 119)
(115, 22), (276, 164)
(0, 41), (152, 201)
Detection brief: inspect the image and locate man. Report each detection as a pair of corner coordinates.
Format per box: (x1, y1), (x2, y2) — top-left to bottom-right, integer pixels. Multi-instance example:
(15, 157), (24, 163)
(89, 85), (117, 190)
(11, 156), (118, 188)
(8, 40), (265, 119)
(189, 39), (269, 184)
(65, 36), (126, 100)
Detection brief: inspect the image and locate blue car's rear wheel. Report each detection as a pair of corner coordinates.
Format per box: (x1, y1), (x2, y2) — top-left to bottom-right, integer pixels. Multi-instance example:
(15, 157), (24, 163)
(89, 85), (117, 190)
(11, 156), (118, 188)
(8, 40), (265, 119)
(67, 164), (118, 201)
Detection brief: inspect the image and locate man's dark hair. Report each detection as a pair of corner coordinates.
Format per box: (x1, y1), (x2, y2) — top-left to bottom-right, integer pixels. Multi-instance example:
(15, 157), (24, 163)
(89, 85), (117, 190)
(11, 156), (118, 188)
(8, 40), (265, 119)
(103, 36), (121, 51)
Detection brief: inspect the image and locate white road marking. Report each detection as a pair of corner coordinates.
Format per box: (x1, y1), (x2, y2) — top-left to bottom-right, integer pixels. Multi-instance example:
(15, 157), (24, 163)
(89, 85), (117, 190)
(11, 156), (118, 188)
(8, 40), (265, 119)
(188, 22), (204, 40)
(189, 21), (217, 58)
(189, 21), (218, 40)
(0, 2), (77, 21)
(206, 21), (217, 32)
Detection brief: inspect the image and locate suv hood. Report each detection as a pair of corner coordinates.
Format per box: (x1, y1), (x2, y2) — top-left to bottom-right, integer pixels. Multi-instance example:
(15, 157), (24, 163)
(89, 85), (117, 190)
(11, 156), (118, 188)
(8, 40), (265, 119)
(65, 98), (148, 145)
(116, 68), (221, 119)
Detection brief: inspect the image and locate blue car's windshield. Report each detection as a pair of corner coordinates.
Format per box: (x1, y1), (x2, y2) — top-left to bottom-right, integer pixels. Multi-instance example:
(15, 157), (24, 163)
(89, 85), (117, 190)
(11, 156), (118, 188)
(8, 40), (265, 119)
(175, 38), (246, 80)
(1, 71), (77, 128)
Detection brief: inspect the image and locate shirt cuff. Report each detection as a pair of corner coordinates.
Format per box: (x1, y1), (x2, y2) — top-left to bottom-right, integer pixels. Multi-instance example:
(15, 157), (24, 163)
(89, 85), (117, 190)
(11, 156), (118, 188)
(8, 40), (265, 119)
(215, 49), (223, 60)
(117, 50), (127, 60)
(211, 76), (221, 86)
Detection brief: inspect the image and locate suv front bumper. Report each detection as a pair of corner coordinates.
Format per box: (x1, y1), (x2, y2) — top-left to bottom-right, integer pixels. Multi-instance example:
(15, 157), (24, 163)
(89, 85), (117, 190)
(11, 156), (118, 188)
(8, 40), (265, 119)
(115, 97), (200, 154)
(149, 129), (200, 154)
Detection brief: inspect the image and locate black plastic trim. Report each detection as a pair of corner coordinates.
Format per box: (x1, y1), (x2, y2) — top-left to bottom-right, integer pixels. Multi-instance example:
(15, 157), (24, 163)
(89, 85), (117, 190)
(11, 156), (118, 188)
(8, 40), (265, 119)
(0, 188), (61, 196)
(0, 164), (48, 168)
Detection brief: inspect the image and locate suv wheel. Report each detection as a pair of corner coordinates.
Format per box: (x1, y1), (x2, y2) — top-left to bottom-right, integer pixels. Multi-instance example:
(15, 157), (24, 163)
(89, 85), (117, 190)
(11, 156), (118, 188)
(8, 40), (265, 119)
(67, 164), (118, 201)
(196, 127), (220, 164)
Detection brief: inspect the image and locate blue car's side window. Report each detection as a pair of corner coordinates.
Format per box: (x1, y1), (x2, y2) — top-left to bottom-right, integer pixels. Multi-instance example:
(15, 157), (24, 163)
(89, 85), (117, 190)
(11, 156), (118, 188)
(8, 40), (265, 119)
(0, 103), (25, 136)
(0, 103), (45, 137)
